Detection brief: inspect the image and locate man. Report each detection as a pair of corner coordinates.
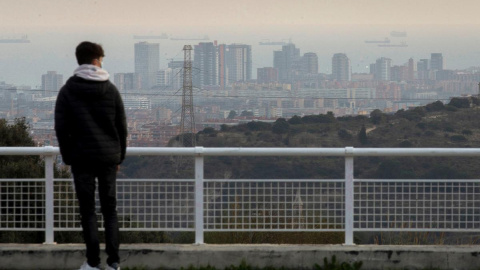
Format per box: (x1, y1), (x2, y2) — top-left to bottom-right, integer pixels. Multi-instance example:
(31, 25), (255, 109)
(55, 41), (127, 270)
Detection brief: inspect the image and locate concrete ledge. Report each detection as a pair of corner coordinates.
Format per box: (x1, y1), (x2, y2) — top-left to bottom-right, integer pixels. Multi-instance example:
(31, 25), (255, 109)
(1, 244), (480, 270)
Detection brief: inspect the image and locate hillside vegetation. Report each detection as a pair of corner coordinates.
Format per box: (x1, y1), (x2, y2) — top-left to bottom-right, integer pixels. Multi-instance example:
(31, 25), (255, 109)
(121, 97), (480, 181)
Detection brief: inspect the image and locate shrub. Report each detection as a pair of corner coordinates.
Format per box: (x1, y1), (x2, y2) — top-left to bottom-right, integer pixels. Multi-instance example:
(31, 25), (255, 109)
(425, 101), (445, 112)
(445, 105), (458, 112)
(287, 115), (302, 125)
(450, 135), (467, 142)
(448, 97), (470, 108)
(424, 130), (435, 136)
(399, 140), (413, 147)
(337, 129), (352, 140)
(443, 126), (455, 132)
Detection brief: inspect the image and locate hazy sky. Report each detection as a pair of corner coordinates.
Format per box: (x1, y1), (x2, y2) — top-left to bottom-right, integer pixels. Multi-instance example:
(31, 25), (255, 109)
(1, 0), (480, 86)
(3, 0), (480, 30)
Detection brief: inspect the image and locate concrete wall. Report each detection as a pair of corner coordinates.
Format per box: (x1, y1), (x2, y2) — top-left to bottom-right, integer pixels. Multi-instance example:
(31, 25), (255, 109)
(1, 244), (480, 270)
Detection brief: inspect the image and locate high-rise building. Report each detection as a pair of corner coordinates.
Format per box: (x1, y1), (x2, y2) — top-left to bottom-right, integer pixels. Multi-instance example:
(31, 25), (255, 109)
(391, 65), (408, 82)
(224, 44), (252, 85)
(257, 67), (279, 83)
(417, 59), (429, 71)
(41, 71), (63, 97)
(430, 53), (444, 71)
(332, 53), (351, 81)
(417, 59), (430, 80)
(168, 61), (184, 69)
(302, 52), (318, 74)
(134, 42), (160, 89)
(273, 43), (301, 83)
(408, 58), (416, 81)
(157, 69), (172, 88)
(113, 73), (141, 94)
(374, 57), (392, 81)
(193, 42), (219, 88)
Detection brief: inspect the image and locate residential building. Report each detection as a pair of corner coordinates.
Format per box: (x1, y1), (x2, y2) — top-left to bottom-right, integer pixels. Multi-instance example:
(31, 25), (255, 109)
(391, 65), (409, 82)
(123, 97), (151, 110)
(41, 71), (63, 97)
(417, 59), (430, 80)
(273, 43), (301, 83)
(157, 69), (172, 87)
(302, 52), (318, 74)
(193, 42), (219, 88)
(431, 53), (444, 71)
(374, 57), (392, 81)
(224, 44), (252, 85)
(113, 73), (141, 94)
(408, 58), (416, 81)
(332, 53), (351, 81)
(134, 42), (160, 89)
(257, 67), (279, 83)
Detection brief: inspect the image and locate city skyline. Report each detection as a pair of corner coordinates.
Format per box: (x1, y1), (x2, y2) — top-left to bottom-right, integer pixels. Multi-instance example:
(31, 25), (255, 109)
(1, 0), (480, 86)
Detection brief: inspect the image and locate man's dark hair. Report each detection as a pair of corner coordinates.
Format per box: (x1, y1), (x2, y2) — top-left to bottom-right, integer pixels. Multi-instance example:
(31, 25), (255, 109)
(75, 41), (105, 65)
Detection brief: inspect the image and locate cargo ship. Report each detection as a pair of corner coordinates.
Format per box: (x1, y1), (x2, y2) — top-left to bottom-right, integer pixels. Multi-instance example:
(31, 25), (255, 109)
(133, 33), (169, 39)
(390, 31), (407, 37)
(170, 35), (209, 41)
(0, 35), (30, 43)
(378, 42), (408, 47)
(364, 37), (390, 44)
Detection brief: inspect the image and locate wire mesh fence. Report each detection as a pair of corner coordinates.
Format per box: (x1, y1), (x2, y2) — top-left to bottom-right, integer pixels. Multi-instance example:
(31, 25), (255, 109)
(0, 180), (45, 230)
(204, 180), (344, 231)
(4, 179), (480, 233)
(354, 180), (480, 230)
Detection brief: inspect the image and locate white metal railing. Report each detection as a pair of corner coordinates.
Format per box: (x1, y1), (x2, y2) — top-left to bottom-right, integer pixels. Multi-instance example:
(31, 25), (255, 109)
(1, 146), (480, 245)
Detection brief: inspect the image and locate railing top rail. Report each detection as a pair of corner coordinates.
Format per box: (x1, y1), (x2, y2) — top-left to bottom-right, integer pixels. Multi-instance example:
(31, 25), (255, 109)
(2, 146), (480, 157)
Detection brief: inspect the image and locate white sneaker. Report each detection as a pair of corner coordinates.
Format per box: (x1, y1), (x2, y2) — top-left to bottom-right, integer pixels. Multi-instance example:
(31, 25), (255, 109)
(78, 261), (101, 270)
(105, 263), (120, 270)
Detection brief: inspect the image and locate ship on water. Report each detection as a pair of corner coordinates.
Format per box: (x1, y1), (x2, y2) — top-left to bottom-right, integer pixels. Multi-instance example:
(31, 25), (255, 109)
(364, 37), (390, 44)
(259, 41), (288, 45)
(378, 42), (408, 47)
(259, 39), (289, 45)
(133, 33), (169, 39)
(170, 35), (209, 41)
(0, 35), (30, 43)
(390, 31), (407, 37)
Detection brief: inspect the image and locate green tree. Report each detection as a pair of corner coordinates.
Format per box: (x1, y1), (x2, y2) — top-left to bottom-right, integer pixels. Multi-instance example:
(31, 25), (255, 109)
(0, 118), (70, 243)
(369, 109), (385, 125)
(240, 110), (254, 117)
(272, 118), (290, 134)
(425, 100), (444, 112)
(448, 97), (470, 108)
(227, 110), (237, 119)
(357, 125), (368, 145)
(288, 115), (302, 125)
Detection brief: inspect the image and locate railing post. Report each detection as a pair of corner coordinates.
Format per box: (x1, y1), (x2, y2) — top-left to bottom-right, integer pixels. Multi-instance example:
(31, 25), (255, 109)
(344, 147), (355, 245)
(44, 146), (56, 244)
(194, 147), (204, 244)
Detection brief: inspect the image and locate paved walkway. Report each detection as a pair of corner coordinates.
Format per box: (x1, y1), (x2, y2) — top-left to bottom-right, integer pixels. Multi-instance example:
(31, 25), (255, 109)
(1, 244), (480, 270)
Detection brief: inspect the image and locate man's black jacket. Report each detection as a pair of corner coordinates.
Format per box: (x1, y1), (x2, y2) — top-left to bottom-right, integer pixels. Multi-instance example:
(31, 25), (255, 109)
(54, 76), (127, 166)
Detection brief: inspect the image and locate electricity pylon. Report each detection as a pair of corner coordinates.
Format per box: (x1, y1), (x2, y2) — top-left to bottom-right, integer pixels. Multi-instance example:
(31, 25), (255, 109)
(179, 45), (196, 147)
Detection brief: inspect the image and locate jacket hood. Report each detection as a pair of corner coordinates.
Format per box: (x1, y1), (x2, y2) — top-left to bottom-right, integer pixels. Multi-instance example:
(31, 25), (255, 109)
(74, 64), (110, 81)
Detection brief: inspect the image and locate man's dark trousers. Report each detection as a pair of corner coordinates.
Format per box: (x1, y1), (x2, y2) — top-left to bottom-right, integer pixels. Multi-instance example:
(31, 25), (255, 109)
(72, 163), (120, 267)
